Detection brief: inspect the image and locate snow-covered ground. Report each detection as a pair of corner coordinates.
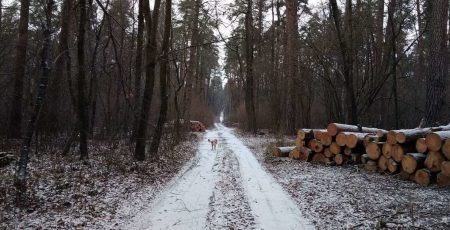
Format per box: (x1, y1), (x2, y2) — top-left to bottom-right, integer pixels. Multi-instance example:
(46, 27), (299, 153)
(124, 124), (313, 229)
(0, 134), (200, 229)
(240, 132), (450, 230)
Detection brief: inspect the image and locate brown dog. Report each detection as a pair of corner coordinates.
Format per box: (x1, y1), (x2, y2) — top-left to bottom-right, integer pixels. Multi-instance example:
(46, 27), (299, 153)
(208, 139), (218, 150)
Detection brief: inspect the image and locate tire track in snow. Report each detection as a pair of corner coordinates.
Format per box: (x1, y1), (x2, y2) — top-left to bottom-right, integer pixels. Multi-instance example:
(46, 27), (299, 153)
(124, 130), (220, 230)
(205, 132), (256, 229)
(218, 124), (314, 230)
(124, 125), (313, 230)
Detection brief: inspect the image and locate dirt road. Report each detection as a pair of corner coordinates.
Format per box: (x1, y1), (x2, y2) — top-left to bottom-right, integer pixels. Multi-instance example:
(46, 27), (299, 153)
(125, 124), (312, 230)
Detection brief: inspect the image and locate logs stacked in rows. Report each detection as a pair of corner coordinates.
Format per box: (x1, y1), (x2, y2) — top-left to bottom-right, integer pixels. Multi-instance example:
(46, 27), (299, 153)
(272, 122), (450, 187)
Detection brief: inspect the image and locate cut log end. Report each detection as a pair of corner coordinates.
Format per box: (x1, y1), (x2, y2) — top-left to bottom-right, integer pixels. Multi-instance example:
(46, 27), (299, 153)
(415, 169), (432, 186)
(401, 153), (426, 174)
(441, 161), (450, 177)
(365, 160), (378, 172)
(415, 138), (427, 153)
(335, 154), (344, 165)
(425, 151), (445, 172)
(437, 173), (450, 187)
(312, 153), (326, 164)
(366, 142), (381, 160)
(387, 131), (398, 145)
(378, 155), (388, 171)
(272, 146), (295, 157)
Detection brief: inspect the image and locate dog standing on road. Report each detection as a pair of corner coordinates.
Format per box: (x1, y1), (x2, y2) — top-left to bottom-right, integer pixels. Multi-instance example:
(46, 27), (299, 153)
(208, 139), (218, 150)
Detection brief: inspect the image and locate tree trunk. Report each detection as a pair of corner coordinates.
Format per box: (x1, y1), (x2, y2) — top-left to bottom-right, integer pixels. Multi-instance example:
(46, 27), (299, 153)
(15, 0), (54, 205)
(77, 0), (89, 160)
(134, 0), (162, 161)
(7, 0), (31, 138)
(132, 0), (144, 139)
(245, 0), (257, 134)
(285, 0), (299, 134)
(424, 0), (449, 126)
(327, 123), (383, 136)
(329, 0), (357, 124)
(182, 0), (201, 120)
(149, 0), (172, 159)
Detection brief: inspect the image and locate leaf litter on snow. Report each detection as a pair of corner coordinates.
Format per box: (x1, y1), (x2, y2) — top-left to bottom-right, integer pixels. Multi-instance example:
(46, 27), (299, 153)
(0, 133), (201, 229)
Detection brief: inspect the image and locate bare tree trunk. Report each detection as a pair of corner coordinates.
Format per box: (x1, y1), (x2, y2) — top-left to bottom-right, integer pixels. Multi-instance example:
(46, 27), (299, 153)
(245, 0), (256, 134)
(286, 0), (299, 134)
(424, 0), (449, 126)
(182, 0), (201, 120)
(132, 0), (144, 139)
(15, 0), (54, 205)
(7, 0), (31, 138)
(134, 0), (162, 161)
(149, 0), (172, 159)
(0, 0), (2, 38)
(415, 0), (425, 81)
(77, 0), (89, 160)
(329, 0), (357, 124)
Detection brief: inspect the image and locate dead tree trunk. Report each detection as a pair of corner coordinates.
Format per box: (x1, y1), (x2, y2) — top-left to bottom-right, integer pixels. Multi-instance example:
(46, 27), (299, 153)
(15, 0), (54, 205)
(7, 0), (31, 138)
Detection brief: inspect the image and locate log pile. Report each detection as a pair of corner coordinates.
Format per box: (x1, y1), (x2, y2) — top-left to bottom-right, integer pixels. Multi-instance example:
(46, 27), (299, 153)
(273, 122), (450, 187)
(190, 120), (206, 132)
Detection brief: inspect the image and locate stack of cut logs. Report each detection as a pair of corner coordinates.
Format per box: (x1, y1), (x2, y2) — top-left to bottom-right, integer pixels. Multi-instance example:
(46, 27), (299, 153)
(272, 123), (450, 187)
(190, 120), (206, 132)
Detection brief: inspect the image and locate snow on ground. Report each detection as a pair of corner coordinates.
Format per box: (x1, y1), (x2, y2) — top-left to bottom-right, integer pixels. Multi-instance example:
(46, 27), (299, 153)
(0, 133), (201, 229)
(239, 132), (450, 230)
(125, 124), (313, 229)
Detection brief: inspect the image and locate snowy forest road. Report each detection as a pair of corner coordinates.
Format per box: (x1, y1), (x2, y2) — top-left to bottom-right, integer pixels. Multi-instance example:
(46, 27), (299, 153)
(125, 124), (313, 230)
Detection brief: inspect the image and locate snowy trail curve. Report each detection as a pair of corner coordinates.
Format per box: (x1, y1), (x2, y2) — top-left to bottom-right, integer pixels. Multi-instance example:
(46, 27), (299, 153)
(125, 124), (313, 230)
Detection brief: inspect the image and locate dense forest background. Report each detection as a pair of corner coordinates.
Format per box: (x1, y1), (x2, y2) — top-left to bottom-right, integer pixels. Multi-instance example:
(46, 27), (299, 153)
(0, 0), (448, 162)
(223, 0), (449, 133)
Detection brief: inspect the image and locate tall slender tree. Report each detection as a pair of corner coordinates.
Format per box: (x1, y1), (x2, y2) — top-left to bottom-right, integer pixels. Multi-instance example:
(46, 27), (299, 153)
(149, 0), (172, 158)
(7, 0), (30, 138)
(132, 0), (144, 139)
(286, 0), (299, 133)
(244, 0), (256, 134)
(77, 0), (89, 160)
(182, 0), (201, 120)
(329, 0), (357, 124)
(134, 0), (162, 161)
(15, 0), (54, 204)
